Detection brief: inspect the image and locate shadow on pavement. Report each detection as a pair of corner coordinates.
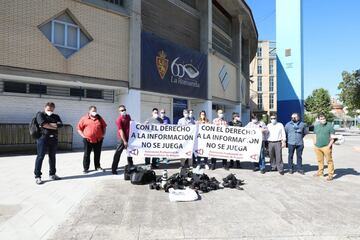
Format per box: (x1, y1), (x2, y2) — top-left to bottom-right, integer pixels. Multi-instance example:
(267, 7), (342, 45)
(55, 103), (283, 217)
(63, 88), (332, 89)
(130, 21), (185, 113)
(59, 167), (125, 181)
(333, 168), (360, 180)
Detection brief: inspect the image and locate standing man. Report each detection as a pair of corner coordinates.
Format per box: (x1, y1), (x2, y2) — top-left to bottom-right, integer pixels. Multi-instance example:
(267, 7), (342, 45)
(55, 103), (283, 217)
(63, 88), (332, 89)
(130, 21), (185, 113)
(159, 108), (171, 124)
(212, 109), (228, 170)
(246, 113), (268, 174)
(178, 109), (196, 167)
(145, 108), (163, 168)
(112, 105), (133, 174)
(228, 112), (242, 168)
(267, 114), (286, 175)
(313, 113), (335, 181)
(285, 113), (308, 174)
(178, 109), (195, 125)
(34, 102), (63, 184)
(77, 106), (107, 173)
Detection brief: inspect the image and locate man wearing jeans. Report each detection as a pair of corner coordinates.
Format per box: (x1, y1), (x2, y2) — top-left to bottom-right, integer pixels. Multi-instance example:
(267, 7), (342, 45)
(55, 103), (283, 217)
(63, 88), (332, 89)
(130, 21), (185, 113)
(285, 113), (308, 174)
(112, 105), (133, 174)
(77, 106), (107, 173)
(313, 113), (335, 181)
(34, 102), (63, 184)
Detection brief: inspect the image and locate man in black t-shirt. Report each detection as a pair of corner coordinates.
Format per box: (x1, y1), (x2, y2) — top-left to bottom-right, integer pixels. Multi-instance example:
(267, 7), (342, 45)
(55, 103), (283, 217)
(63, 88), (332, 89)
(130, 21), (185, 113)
(34, 102), (63, 184)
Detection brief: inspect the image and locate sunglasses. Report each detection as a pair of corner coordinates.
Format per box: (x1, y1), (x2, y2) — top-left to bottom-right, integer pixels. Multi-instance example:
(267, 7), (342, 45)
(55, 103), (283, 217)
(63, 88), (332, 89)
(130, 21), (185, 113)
(119, 109), (126, 112)
(160, 112), (165, 114)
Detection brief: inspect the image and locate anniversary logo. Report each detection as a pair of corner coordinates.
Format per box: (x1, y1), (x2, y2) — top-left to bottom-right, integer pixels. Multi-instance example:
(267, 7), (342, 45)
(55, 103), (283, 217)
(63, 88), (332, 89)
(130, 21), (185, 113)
(141, 31), (207, 99)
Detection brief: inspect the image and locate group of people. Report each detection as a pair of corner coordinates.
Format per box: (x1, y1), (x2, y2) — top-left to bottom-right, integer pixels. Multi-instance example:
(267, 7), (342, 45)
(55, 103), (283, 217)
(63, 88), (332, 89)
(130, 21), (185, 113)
(33, 102), (336, 184)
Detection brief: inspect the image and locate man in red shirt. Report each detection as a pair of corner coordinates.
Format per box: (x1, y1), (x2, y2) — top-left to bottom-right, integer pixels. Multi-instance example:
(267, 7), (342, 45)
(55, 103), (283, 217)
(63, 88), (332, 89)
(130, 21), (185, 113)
(77, 106), (107, 173)
(111, 105), (133, 174)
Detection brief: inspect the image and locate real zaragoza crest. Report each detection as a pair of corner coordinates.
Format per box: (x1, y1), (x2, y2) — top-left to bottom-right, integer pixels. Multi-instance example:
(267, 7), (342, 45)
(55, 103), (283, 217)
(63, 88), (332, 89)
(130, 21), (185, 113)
(156, 50), (168, 79)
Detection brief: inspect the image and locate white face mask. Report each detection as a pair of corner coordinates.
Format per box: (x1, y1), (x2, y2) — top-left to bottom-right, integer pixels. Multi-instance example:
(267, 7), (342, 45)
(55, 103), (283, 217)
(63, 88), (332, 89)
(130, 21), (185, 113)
(45, 111), (53, 116)
(90, 111), (97, 117)
(160, 113), (165, 118)
(184, 113), (189, 118)
(251, 119), (258, 123)
(218, 113), (224, 119)
(189, 113), (193, 118)
(320, 119), (326, 124)
(120, 111), (126, 116)
(271, 119), (277, 124)
(153, 113), (159, 119)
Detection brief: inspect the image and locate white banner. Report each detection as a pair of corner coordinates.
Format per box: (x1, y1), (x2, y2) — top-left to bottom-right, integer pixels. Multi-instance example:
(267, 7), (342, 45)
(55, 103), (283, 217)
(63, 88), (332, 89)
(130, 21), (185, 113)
(127, 122), (197, 159)
(194, 125), (263, 161)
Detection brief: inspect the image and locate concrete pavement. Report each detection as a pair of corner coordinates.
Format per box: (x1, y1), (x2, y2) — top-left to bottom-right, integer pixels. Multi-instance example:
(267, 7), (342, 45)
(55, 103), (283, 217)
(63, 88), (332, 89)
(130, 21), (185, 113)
(1, 135), (360, 240)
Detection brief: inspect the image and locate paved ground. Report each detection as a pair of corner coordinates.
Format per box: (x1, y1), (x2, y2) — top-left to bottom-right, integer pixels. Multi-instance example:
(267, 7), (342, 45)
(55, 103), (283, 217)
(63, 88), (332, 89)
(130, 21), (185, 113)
(0, 134), (360, 240)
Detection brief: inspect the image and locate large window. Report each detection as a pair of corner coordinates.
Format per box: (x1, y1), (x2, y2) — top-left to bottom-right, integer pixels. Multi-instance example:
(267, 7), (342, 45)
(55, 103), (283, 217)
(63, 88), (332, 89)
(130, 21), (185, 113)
(257, 93), (263, 110)
(39, 11), (92, 58)
(257, 47), (262, 57)
(212, 2), (233, 59)
(103, 0), (124, 6)
(269, 59), (274, 75)
(269, 93), (274, 109)
(257, 65), (262, 75)
(4, 82), (27, 93)
(269, 76), (274, 92)
(257, 76), (262, 92)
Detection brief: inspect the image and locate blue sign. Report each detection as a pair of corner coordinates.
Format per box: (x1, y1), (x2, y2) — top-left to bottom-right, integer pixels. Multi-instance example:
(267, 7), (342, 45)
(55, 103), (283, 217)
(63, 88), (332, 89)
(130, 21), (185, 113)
(141, 31), (207, 99)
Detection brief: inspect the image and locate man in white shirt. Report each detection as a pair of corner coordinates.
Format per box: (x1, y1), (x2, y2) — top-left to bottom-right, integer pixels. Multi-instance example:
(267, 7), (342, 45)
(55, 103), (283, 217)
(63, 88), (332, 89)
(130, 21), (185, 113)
(267, 114), (286, 175)
(178, 109), (195, 167)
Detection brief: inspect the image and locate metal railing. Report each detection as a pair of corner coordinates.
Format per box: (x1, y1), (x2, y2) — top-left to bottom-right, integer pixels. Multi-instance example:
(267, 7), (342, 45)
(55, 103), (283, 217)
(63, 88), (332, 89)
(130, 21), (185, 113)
(0, 124), (73, 153)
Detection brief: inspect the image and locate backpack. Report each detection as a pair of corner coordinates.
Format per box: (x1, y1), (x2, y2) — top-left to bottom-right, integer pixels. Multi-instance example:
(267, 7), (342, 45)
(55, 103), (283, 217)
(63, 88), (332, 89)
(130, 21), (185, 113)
(29, 112), (41, 139)
(130, 168), (156, 185)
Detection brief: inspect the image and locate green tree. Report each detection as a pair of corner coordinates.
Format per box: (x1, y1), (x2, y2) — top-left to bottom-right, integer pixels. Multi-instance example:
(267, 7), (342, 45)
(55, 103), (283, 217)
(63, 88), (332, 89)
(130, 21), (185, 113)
(304, 88), (334, 121)
(338, 70), (360, 114)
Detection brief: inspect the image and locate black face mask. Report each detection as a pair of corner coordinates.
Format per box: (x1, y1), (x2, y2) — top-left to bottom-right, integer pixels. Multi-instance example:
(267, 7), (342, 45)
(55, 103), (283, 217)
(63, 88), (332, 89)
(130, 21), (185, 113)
(292, 118), (298, 122)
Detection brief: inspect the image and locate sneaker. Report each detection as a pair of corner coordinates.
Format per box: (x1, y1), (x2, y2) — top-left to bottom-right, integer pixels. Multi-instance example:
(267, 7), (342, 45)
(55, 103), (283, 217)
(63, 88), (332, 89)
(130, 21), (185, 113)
(112, 171), (118, 175)
(49, 174), (61, 181)
(298, 170), (305, 175)
(289, 169), (294, 174)
(253, 167), (260, 172)
(279, 171), (284, 175)
(260, 169), (266, 174)
(83, 170), (89, 174)
(35, 177), (43, 185)
(96, 167), (105, 172)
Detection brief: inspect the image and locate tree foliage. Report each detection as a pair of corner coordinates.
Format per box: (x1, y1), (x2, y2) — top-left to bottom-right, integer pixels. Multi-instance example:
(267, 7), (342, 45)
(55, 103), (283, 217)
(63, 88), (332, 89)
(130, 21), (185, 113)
(304, 88), (334, 121)
(338, 70), (360, 113)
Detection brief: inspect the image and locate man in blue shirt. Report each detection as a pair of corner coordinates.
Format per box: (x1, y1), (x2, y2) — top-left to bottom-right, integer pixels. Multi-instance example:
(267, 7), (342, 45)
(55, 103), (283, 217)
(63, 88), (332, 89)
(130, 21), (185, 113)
(285, 113), (308, 174)
(160, 109), (171, 124)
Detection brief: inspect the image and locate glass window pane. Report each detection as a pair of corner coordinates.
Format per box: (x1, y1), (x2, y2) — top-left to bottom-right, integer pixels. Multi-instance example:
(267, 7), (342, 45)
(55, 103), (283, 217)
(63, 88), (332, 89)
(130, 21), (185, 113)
(67, 26), (78, 48)
(54, 22), (65, 45)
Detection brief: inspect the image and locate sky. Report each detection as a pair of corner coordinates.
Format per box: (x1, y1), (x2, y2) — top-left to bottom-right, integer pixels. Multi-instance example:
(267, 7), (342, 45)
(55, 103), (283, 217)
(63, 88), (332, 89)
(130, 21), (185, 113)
(246, 0), (360, 98)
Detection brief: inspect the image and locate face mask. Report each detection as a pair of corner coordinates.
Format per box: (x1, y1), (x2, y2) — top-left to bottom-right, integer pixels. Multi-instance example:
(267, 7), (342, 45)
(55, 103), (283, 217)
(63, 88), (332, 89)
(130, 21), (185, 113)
(120, 111), (126, 116)
(271, 119), (277, 124)
(160, 113), (165, 118)
(184, 113), (189, 118)
(218, 113), (224, 119)
(45, 111), (53, 116)
(234, 117), (240, 122)
(320, 119), (326, 124)
(292, 118), (297, 122)
(90, 112), (97, 117)
(251, 119), (258, 123)
(153, 113), (159, 119)
(189, 113), (193, 118)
